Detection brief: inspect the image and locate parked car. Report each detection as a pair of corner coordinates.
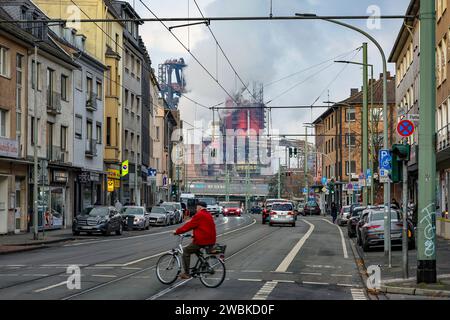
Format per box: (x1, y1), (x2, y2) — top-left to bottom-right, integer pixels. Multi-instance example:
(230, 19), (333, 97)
(149, 207), (171, 226)
(250, 205), (263, 214)
(336, 205), (352, 226)
(304, 201), (321, 215)
(269, 202), (296, 227)
(120, 206), (150, 230)
(162, 202), (183, 223)
(359, 208), (415, 251)
(159, 203), (177, 224)
(297, 203), (305, 216)
(72, 206), (123, 236)
(347, 206), (367, 237)
(221, 202), (242, 216)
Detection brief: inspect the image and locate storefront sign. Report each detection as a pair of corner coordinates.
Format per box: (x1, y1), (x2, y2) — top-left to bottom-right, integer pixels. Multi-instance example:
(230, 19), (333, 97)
(90, 173), (100, 182)
(114, 179), (120, 188)
(0, 137), (18, 158)
(107, 169), (121, 180)
(52, 170), (68, 184)
(107, 179), (114, 192)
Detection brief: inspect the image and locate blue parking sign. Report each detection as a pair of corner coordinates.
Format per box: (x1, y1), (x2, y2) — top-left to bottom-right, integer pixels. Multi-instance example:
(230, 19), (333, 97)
(379, 149), (392, 170)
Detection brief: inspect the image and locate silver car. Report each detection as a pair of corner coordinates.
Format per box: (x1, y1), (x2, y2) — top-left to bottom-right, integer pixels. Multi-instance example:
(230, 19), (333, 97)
(162, 202), (183, 224)
(337, 205), (352, 226)
(159, 204), (177, 225)
(120, 206), (150, 230)
(149, 207), (171, 226)
(269, 202), (296, 227)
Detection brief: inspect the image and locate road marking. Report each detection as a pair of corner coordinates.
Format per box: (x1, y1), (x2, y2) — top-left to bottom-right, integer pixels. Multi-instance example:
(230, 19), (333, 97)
(306, 265), (340, 269)
(321, 219), (349, 259)
(332, 274), (353, 277)
(94, 264), (124, 267)
(303, 281), (329, 286)
(121, 267), (142, 270)
(243, 270), (263, 273)
(270, 271), (293, 274)
(1, 265), (26, 267)
(122, 252), (164, 266)
(252, 281), (278, 300)
(147, 279), (192, 300)
(41, 264), (88, 267)
(22, 274), (49, 277)
(0, 274), (19, 276)
(275, 220), (315, 272)
(238, 278), (263, 282)
(351, 288), (367, 300)
(337, 283), (354, 287)
(34, 281), (68, 293)
(300, 272), (322, 276)
(91, 274), (117, 278)
(272, 280), (295, 283)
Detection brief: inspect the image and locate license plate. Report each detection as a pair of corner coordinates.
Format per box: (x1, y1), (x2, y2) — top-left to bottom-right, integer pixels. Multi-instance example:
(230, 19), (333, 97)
(82, 226), (93, 230)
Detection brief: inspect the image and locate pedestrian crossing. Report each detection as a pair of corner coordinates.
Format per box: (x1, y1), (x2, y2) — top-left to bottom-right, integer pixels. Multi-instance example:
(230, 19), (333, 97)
(252, 281), (278, 300)
(351, 288), (368, 300)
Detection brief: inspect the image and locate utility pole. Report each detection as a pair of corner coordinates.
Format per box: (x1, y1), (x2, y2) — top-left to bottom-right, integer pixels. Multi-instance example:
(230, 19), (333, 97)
(277, 158), (281, 199)
(245, 110), (250, 213)
(369, 65), (374, 205)
(362, 42), (369, 206)
(417, 0), (437, 283)
(225, 164), (230, 201)
(402, 141), (409, 279)
(135, 150), (138, 205)
(348, 113), (352, 204)
(305, 127), (308, 201)
(33, 45), (39, 240)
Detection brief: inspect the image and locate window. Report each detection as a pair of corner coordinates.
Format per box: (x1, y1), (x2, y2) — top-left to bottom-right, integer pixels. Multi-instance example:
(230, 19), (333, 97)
(75, 115), (82, 139)
(345, 161), (356, 175)
(125, 50), (129, 72)
(87, 120), (93, 140)
(87, 76), (93, 94)
(131, 132), (134, 151)
(16, 111), (21, 135)
(0, 109), (7, 137)
(115, 119), (118, 147)
(137, 60), (141, 80)
(31, 117), (36, 145)
(346, 108), (356, 121)
(61, 126), (67, 151)
(106, 117), (111, 146)
(32, 60), (41, 90)
(47, 69), (55, 107)
(345, 134), (356, 147)
(0, 46), (9, 77)
(96, 123), (102, 144)
(125, 89), (129, 107)
(125, 130), (129, 150)
(106, 68), (111, 96)
(156, 126), (160, 140)
(96, 80), (102, 100)
(136, 97), (140, 113)
(131, 94), (135, 110)
(131, 55), (135, 76)
(61, 75), (68, 101)
(16, 54), (23, 110)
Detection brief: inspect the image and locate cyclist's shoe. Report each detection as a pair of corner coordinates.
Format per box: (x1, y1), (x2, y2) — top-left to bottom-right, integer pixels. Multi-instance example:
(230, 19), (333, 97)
(179, 273), (192, 279)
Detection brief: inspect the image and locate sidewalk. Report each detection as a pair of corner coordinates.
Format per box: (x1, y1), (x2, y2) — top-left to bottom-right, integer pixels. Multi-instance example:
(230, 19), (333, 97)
(0, 229), (82, 255)
(354, 235), (450, 298)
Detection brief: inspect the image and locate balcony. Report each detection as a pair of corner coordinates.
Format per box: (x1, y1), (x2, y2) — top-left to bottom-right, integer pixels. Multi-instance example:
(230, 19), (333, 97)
(47, 90), (62, 115)
(85, 138), (97, 157)
(86, 92), (97, 111)
(437, 125), (450, 164)
(47, 145), (66, 163)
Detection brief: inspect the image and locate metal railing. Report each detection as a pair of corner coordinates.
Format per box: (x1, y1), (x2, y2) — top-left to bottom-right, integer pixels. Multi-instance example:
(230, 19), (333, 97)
(86, 92), (97, 111)
(47, 145), (65, 162)
(46, 90), (62, 114)
(85, 138), (97, 157)
(437, 124), (450, 152)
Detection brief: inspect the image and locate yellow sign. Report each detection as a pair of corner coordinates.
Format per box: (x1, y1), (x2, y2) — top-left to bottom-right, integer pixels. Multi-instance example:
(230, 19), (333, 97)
(114, 180), (120, 188)
(121, 160), (129, 177)
(107, 169), (121, 180)
(107, 179), (114, 192)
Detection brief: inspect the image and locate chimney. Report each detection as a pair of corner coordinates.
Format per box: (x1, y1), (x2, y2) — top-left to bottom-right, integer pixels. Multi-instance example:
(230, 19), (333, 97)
(350, 88), (359, 96)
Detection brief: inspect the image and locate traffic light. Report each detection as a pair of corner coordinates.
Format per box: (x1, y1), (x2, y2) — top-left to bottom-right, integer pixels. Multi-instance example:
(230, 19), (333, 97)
(171, 184), (178, 197)
(289, 148), (293, 158)
(328, 180), (335, 194)
(391, 144), (410, 183)
(293, 148), (298, 158)
(211, 148), (216, 158)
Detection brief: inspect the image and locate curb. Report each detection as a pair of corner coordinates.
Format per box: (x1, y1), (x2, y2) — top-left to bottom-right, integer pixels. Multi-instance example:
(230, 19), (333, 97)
(0, 237), (77, 255)
(1, 237), (77, 247)
(0, 244), (48, 255)
(381, 285), (450, 298)
(348, 235), (376, 300)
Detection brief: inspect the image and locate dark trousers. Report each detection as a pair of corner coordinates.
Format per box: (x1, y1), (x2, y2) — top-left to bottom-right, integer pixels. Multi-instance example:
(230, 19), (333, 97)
(182, 243), (201, 274)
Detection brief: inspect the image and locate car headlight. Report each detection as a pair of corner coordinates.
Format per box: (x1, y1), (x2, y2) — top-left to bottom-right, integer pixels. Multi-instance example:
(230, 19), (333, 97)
(99, 219), (108, 224)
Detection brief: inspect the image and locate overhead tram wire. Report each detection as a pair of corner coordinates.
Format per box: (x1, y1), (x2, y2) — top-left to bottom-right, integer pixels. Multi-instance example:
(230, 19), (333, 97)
(138, 0), (239, 105)
(68, 0), (212, 112)
(193, 0), (258, 101)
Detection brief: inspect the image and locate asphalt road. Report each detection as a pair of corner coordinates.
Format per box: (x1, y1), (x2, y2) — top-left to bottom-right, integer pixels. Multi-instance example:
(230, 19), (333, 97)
(0, 214), (367, 300)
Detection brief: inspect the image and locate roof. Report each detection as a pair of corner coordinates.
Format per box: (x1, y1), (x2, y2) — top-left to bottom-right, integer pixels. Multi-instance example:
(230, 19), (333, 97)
(112, 1), (143, 22)
(388, 0), (420, 62)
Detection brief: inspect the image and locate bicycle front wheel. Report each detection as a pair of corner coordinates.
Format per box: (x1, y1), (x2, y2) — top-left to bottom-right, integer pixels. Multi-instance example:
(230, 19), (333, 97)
(199, 256), (226, 288)
(156, 253), (181, 285)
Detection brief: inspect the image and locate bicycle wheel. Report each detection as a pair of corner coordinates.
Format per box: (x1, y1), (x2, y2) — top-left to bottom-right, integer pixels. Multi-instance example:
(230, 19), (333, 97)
(156, 253), (181, 285)
(199, 256), (226, 288)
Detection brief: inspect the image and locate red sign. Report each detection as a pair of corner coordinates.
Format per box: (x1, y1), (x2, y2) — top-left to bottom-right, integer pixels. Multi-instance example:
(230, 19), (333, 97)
(397, 119), (415, 137)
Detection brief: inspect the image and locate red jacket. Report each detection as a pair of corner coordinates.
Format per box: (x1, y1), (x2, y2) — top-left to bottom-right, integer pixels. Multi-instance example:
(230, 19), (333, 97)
(175, 209), (216, 245)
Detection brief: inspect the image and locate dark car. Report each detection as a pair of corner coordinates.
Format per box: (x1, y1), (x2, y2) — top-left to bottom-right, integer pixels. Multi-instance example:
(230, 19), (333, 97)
(304, 201), (321, 215)
(347, 206), (367, 237)
(250, 205), (263, 214)
(120, 206), (150, 230)
(73, 206), (123, 236)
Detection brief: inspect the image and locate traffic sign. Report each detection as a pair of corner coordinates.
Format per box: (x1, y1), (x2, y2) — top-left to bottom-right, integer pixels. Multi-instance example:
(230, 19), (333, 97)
(321, 177), (328, 186)
(107, 179), (114, 192)
(397, 119), (415, 137)
(379, 149), (392, 170)
(366, 169), (372, 178)
(322, 187), (327, 193)
(121, 160), (129, 177)
(407, 114), (420, 122)
(303, 188), (308, 194)
(347, 183), (353, 190)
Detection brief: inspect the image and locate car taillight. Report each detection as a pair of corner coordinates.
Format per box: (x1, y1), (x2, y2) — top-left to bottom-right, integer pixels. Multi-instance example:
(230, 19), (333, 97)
(288, 211), (294, 216)
(365, 225), (381, 230)
(270, 211), (276, 215)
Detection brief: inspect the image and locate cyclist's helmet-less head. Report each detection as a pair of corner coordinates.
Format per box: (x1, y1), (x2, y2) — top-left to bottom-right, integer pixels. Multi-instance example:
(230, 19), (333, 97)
(197, 202), (207, 209)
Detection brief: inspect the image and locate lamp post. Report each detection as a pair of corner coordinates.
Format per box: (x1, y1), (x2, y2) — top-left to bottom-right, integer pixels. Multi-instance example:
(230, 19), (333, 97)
(298, 13), (392, 266)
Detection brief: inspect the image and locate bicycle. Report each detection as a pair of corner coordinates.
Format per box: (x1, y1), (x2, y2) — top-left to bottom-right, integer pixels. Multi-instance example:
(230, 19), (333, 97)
(156, 234), (227, 288)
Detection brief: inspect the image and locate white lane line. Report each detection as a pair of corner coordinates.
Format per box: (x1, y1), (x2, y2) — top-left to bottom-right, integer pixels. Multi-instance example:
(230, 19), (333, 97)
(351, 288), (368, 300)
(93, 264), (124, 267)
(252, 281), (278, 300)
(85, 266), (114, 269)
(300, 272), (322, 276)
(243, 270), (263, 273)
(306, 265), (340, 269)
(0, 274), (19, 276)
(337, 283), (354, 287)
(41, 264), (88, 267)
(91, 274), (117, 278)
(34, 281), (68, 293)
(303, 281), (329, 286)
(238, 278), (263, 282)
(321, 219), (348, 259)
(1, 265), (26, 267)
(147, 279), (192, 300)
(22, 274), (49, 277)
(332, 274), (353, 277)
(270, 271), (293, 274)
(121, 267), (142, 270)
(272, 280), (295, 283)
(275, 220), (315, 272)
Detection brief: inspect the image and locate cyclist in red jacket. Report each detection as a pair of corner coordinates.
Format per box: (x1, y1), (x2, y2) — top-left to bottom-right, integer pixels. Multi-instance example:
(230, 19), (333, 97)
(174, 201), (216, 279)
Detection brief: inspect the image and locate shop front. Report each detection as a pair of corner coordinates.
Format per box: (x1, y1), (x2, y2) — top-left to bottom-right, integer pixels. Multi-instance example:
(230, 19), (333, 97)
(106, 168), (121, 205)
(74, 170), (104, 216)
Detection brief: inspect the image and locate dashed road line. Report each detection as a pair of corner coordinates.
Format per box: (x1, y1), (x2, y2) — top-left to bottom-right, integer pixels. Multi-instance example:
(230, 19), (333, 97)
(331, 274), (353, 277)
(238, 278), (263, 282)
(34, 281), (68, 293)
(252, 281), (278, 300)
(337, 283), (354, 287)
(351, 288), (368, 300)
(300, 272), (322, 276)
(303, 281), (329, 286)
(91, 274), (117, 278)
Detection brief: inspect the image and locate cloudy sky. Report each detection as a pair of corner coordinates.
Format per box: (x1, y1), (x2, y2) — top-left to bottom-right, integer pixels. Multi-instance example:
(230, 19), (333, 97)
(130, 0), (410, 141)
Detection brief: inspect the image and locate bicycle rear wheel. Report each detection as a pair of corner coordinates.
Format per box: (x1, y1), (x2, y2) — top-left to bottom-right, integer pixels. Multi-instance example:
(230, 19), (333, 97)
(199, 256), (226, 288)
(156, 253), (181, 285)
